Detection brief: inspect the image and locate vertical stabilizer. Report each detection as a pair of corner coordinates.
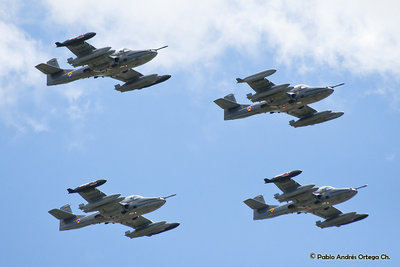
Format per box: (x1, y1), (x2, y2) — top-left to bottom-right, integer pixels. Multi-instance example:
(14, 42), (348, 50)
(60, 204), (72, 213)
(224, 93), (237, 103)
(46, 58), (60, 68)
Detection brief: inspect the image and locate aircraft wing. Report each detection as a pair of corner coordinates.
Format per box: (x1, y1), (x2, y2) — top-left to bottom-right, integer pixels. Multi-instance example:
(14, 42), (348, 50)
(67, 180), (108, 204)
(76, 188), (106, 203)
(265, 176), (302, 193)
(63, 41), (115, 69)
(237, 69), (295, 103)
(287, 105), (317, 118)
(312, 206), (342, 219)
(64, 42), (96, 58)
(242, 77), (275, 93)
(264, 170), (319, 202)
(111, 69), (143, 82)
(120, 215), (153, 229)
(67, 181), (126, 213)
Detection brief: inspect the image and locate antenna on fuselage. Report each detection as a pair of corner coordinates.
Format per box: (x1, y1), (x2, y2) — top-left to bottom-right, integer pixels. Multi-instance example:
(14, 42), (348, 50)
(154, 45), (168, 51)
(355, 184), (368, 190)
(330, 83), (345, 88)
(163, 194), (176, 199)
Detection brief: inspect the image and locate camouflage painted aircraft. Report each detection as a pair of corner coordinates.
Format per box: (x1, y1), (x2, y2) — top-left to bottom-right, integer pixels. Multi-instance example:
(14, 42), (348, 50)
(214, 69), (344, 127)
(36, 32), (171, 92)
(49, 179), (179, 238)
(244, 170), (368, 228)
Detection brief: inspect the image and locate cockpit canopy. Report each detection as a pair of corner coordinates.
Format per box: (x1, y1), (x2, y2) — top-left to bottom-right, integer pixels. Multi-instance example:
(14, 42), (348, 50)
(118, 48), (131, 53)
(293, 84), (310, 89)
(124, 195), (142, 201)
(113, 48), (131, 56)
(316, 186), (334, 192)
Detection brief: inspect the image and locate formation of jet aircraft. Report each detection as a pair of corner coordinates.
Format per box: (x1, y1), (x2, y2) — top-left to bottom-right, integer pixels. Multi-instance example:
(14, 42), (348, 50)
(244, 170), (368, 228)
(49, 180), (179, 238)
(36, 32), (171, 92)
(214, 69), (344, 127)
(42, 32), (368, 240)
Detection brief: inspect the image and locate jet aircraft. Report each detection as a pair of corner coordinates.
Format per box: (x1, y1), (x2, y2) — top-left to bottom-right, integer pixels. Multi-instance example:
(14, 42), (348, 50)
(244, 170), (368, 228)
(214, 69), (344, 127)
(36, 32), (171, 92)
(49, 179), (179, 238)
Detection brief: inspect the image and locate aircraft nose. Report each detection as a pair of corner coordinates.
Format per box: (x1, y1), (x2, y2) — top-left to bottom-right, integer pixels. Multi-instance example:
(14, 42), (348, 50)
(149, 50), (158, 57)
(325, 88), (334, 95)
(348, 188), (357, 197)
(139, 50), (157, 61)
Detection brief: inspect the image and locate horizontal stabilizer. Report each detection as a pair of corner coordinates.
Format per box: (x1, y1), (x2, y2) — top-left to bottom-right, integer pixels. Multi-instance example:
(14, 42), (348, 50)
(244, 196), (268, 210)
(35, 63), (62, 75)
(214, 98), (240, 110)
(214, 94), (240, 110)
(48, 208), (76, 220)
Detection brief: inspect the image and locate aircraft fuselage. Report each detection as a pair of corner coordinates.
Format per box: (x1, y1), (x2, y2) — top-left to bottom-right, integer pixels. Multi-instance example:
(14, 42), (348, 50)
(254, 187), (357, 220)
(59, 196), (166, 231)
(225, 86), (334, 120)
(47, 49), (158, 86)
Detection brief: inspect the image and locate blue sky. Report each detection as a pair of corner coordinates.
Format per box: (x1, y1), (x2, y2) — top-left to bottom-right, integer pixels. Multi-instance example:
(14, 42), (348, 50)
(1, 1), (399, 266)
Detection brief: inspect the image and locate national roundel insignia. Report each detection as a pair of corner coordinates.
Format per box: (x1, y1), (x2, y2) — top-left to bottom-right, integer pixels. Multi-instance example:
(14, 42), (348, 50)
(67, 72), (72, 77)
(247, 106), (252, 112)
(269, 208), (274, 213)
(76, 218), (81, 223)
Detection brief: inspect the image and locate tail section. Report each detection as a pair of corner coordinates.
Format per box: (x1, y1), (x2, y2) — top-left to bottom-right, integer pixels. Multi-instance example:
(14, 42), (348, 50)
(214, 94), (240, 110)
(49, 204), (75, 220)
(60, 204), (72, 213)
(35, 58), (62, 74)
(214, 94), (245, 120)
(244, 195), (269, 210)
(49, 204), (77, 230)
(35, 58), (66, 86)
(244, 195), (276, 220)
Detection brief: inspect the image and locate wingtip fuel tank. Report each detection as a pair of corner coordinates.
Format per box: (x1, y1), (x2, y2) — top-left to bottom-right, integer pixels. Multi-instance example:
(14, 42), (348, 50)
(67, 179), (106, 194)
(55, 32), (96, 47)
(264, 170), (302, 183)
(124, 221), (180, 238)
(316, 213), (369, 228)
(114, 74), (171, 92)
(236, 69), (276, 83)
(289, 111), (344, 128)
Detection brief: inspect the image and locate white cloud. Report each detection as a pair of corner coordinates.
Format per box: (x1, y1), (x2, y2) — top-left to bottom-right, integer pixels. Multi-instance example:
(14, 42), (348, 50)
(0, 21), (44, 103)
(2, 0), (400, 133)
(39, 0), (400, 110)
(0, 19), (50, 132)
(0, 2), (96, 134)
(40, 0), (400, 77)
(386, 152), (396, 162)
(25, 117), (48, 133)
